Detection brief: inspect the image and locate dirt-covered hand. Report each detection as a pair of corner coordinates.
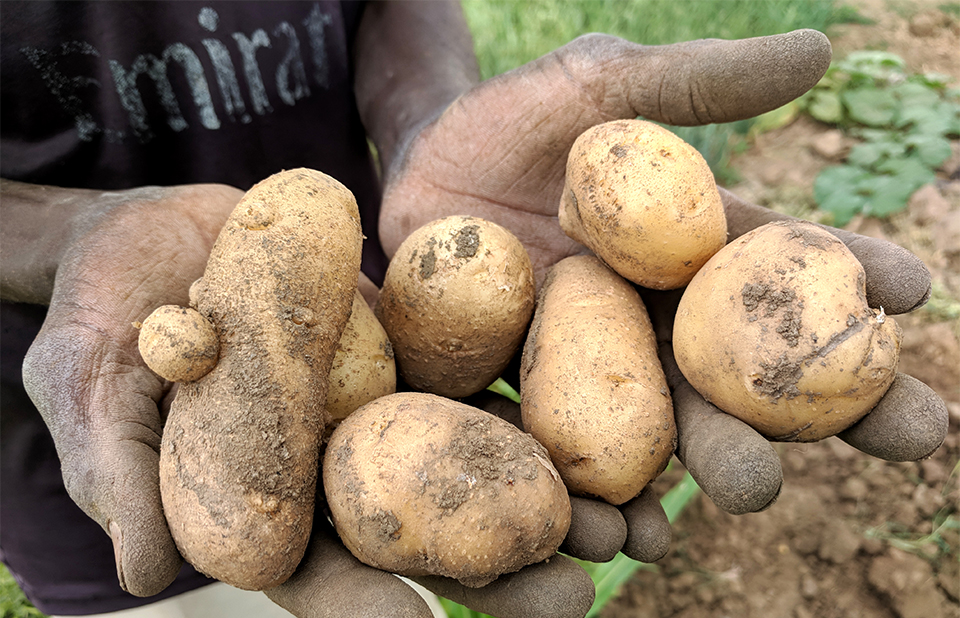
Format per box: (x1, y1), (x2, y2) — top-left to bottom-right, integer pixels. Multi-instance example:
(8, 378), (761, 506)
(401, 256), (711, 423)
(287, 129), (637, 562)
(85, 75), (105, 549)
(16, 184), (242, 596)
(378, 29), (833, 575)
(264, 497), (595, 618)
(379, 29), (832, 281)
(641, 194), (949, 515)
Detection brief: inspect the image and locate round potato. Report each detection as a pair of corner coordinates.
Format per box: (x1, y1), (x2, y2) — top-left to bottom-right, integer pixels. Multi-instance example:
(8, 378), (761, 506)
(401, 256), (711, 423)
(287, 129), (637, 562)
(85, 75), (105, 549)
(138, 304), (219, 382)
(323, 392), (571, 588)
(375, 216), (535, 398)
(520, 255), (676, 505)
(673, 220), (901, 442)
(559, 119), (727, 290)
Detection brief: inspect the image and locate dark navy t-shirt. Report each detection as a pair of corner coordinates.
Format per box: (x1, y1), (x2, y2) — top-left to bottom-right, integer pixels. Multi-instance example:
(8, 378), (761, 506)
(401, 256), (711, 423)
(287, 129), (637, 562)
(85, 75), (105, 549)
(0, 1), (384, 613)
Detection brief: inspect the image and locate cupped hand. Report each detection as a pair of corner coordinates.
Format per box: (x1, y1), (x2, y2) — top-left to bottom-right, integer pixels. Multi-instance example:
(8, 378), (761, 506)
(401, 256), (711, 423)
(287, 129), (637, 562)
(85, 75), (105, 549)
(377, 28), (831, 590)
(377, 25), (948, 600)
(20, 184), (242, 596)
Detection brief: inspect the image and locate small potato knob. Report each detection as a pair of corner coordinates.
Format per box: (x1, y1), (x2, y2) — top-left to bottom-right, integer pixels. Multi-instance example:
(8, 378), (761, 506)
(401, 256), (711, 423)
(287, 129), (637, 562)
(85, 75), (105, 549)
(138, 305), (219, 382)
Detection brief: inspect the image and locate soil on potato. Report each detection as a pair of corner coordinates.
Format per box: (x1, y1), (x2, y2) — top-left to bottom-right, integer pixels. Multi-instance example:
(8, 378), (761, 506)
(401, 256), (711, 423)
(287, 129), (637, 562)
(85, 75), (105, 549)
(603, 2), (960, 617)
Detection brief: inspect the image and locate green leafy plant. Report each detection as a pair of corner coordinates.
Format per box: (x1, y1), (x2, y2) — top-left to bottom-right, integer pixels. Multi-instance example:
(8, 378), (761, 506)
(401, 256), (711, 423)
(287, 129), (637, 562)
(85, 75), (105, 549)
(803, 51), (960, 226)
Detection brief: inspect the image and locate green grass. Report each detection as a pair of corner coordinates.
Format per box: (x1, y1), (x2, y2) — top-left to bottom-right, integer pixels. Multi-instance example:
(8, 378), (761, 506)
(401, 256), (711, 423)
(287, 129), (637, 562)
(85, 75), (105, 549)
(463, 0), (862, 80)
(463, 0), (865, 183)
(0, 564), (45, 618)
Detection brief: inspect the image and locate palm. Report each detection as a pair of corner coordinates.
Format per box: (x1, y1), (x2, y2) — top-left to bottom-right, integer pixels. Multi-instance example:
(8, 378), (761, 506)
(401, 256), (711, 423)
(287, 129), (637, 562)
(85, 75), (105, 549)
(380, 31), (833, 278)
(380, 55), (596, 276)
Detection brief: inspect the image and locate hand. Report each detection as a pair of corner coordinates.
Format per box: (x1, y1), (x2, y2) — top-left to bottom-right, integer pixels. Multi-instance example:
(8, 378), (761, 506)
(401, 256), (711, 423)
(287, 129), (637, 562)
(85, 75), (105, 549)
(375, 25), (948, 607)
(377, 28), (831, 587)
(14, 183), (242, 596)
(379, 28), (832, 279)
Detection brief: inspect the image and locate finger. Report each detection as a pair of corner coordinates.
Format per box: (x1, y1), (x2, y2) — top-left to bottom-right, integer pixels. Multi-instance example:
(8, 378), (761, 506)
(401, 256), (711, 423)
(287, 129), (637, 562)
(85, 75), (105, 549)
(265, 522), (434, 618)
(22, 323), (182, 597)
(838, 373), (949, 462)
(559, 496), (628, 563)
(642, 289), (783, 515)
(719, 188), (932, 314)
(672, 380), (782, 515)
(558, 29), (831, 126)
(413, 554), (595, 618)
(619, 486), (671, 563)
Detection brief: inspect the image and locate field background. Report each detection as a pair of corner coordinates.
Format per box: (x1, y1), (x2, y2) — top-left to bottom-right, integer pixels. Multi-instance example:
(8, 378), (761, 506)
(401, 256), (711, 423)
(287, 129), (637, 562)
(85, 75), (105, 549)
(3, 1), (957, 617)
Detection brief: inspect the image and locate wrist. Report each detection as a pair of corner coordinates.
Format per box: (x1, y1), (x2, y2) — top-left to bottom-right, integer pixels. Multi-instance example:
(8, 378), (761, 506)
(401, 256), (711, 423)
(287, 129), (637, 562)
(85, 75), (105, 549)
(0, 180), (106, 304)
(354, 0), (480, 179)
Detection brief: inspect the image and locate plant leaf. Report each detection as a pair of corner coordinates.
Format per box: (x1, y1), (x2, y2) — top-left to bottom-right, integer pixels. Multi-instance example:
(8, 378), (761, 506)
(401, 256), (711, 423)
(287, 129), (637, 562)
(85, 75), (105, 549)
(876, 156), (936, 189)
(807, 90), (844, 124)
(847, 138), (906, 170)
(814, 165), (872, 226)
(892, 81), (941, 108)
(905, 134), (953, 168)
(843, 87), (899, 127)
(861, 174), (915, 217)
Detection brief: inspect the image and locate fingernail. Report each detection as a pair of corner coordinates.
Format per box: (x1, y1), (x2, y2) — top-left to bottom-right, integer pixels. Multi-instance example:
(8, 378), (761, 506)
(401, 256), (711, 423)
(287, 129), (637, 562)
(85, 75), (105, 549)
(109, 520), (129, 592)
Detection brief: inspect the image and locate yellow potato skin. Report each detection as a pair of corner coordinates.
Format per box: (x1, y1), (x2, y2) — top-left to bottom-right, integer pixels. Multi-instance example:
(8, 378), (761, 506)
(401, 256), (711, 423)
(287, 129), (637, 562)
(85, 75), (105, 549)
(159, 169), (362, 590)
(325, 290), (397, 426)
(375, 216), (535, 398)
(520, 255), (676, 505)
(324, 392), (571, 588)
(559, 119), (727, 290)
(673, 220), (901, 442)
(138, 305), (219, 383)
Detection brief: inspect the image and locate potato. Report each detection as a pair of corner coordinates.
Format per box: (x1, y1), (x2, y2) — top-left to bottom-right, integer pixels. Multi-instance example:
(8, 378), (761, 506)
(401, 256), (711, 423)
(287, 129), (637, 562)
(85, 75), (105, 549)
(137, 305), (219, 382)
(559, 119), (727, 290)
(520, 255), (676, 505)
(673, 220), (901, 442)
(157, 168), (362, 590)
(323, 392), (571, 588)
(375, 216), (535, 398)
(325, 289), (396, 427)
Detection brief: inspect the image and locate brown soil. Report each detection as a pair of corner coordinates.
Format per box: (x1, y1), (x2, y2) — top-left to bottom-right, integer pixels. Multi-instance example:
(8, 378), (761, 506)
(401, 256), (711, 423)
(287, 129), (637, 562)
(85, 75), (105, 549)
(603, 1), (960, 617)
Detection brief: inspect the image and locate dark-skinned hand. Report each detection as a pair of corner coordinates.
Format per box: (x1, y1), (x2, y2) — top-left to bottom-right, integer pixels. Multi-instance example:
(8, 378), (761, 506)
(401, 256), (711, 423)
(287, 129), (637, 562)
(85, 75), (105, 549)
(349, 27), (947, 618)
(13, 28), (949, 618)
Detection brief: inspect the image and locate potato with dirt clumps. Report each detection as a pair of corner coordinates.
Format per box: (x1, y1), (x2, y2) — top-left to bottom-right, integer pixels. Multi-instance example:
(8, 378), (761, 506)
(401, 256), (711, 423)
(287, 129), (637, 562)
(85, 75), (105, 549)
(559, 119), (727, 290)
(325, 289), (396, 429)
(324, 392), (571, 588)
(520, 255), (676, 505)
(673, 220), (901, 442)
(156, 168), (362, 590)
(137, 305), (219, 382)
(375, 215), (535, 398)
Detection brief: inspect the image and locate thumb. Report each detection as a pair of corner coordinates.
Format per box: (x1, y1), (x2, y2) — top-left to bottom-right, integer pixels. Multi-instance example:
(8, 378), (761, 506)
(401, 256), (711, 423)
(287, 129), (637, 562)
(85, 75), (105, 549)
(555, 28), (831, 125)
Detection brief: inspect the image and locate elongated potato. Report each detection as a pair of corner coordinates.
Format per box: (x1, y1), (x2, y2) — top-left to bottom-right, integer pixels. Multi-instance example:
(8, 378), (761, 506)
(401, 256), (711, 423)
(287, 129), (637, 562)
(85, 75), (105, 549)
(158, 168), (362, 590)
(520, 255), (676, 505)
(324, 392), (571, 588)
(325, 289), (396, 427)
(559, 119), (727, 290)
(673, 220), (901, 442)
(375, 216), (535, 398)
